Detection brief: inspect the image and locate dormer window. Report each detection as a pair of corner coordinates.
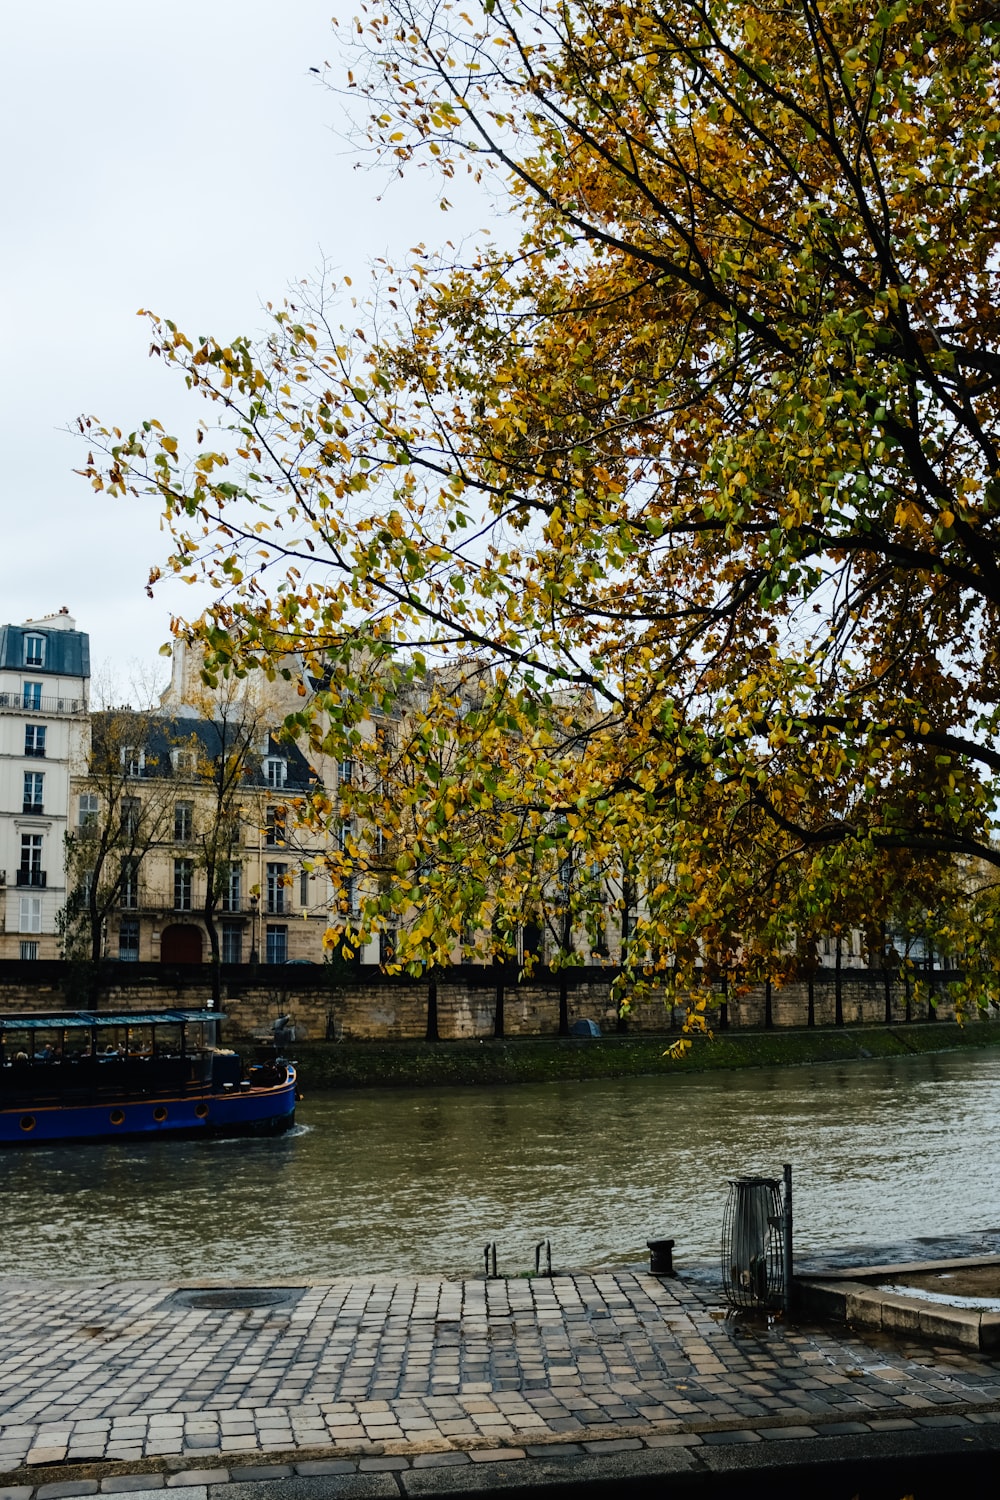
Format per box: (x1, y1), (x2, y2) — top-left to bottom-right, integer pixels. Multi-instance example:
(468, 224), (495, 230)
(120, 746), (146, 777)
(24, 634), (45, 668)
(265, 756), (287, 788)
(172, 748), (196, 775)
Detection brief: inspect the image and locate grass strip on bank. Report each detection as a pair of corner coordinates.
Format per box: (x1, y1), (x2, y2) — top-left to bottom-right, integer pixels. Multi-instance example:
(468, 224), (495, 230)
(281, 1020), (1000, 1090)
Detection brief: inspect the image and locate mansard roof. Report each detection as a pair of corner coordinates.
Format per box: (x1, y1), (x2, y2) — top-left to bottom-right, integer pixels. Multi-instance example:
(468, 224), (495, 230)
(0, 622), (90, 678)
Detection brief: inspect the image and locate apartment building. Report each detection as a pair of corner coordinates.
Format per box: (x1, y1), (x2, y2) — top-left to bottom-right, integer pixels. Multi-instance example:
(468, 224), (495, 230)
(67, 709), (346, 967)
(0, 609), (90, 959)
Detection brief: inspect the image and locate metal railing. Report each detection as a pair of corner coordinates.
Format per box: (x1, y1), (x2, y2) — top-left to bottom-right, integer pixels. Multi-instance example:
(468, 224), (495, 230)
(0, 692), (87, 716)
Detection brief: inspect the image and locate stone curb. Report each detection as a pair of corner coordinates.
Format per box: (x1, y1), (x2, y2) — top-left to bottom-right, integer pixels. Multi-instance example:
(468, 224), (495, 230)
(4, 1406), (1000, 1500)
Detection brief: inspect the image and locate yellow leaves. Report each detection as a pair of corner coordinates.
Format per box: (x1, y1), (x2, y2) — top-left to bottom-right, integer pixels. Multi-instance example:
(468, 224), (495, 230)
(160, 436), (178, 456)
(894, 500), (925, 531)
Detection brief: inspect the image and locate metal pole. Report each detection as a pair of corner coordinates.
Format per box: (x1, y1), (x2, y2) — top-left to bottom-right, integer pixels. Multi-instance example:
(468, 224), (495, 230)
(782, 1163), (793, 1317)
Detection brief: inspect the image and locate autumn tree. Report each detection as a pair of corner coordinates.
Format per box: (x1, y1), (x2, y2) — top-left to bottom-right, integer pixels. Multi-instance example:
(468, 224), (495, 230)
(82, 1), (1000, 1018)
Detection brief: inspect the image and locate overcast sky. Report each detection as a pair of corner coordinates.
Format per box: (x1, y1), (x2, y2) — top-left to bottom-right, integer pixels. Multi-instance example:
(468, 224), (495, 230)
(1, 1), (488, 694)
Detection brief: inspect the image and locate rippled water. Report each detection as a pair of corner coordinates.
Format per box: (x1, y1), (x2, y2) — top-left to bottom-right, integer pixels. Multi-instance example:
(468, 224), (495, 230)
(2, 1049), (998, 1281)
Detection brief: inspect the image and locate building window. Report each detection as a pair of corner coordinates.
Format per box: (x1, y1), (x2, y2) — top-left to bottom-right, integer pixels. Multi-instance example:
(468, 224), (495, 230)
(174, 858), (193, 911)
(265, 756), (287, 788)
(22, 772), (44, 814)
(344, 875), (358, 914)
(266, 862), (287, 914)
(174, 800), (193, 843)
(338, 757), (354, 786)
(121, 797), (141, 838)
(121, 745), (145, 777)
(22, 681), (42, 710)
(121, 858), (140, 910)
(338, 818), (353, 853)
(19, 896), (42, 934)
(171, 747), (197, 774)
(19, 940), (39, 961)
(24, 634), (45, 668)
(265, 806), (286, 847)
(222, 922), (243, 964)
(221, 863), (242, 912)
(24, 724), (46, 757)
(78, 792), (99, 828)
(118, 918), (140, 962)
(266, 925), (287, 964)
(299, 869), (310, 908)
(18, 834), (43, 887)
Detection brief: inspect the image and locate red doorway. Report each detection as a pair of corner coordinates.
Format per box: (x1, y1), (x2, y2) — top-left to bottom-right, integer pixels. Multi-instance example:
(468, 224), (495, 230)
(160, 924), (203, 964)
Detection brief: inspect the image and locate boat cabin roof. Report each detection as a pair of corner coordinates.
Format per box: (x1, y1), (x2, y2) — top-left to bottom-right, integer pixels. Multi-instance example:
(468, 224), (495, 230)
(0, 1010), (224, 1032)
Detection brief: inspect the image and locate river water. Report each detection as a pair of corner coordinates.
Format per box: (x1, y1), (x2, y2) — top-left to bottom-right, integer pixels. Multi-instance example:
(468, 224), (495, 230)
(2, 1049), (998, 1282)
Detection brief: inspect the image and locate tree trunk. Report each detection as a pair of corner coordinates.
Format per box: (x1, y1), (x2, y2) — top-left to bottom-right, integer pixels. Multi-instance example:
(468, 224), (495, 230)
(89, 889), (103, 968)
(617, 893), (631, 1032)
(204, 898), (221, 1009)
(86, 888), (105, 1009)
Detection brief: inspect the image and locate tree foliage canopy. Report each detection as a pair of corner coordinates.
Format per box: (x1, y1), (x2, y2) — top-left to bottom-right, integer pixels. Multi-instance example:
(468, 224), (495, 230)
(81, 0), (1000, 1010)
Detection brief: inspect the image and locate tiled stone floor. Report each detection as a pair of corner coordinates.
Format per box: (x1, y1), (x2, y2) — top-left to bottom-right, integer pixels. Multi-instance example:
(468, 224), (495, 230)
(2, 1272), (999, 1474)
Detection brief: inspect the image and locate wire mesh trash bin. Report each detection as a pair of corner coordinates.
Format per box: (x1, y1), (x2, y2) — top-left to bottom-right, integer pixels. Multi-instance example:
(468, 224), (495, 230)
(721, 1175), (785, 1310)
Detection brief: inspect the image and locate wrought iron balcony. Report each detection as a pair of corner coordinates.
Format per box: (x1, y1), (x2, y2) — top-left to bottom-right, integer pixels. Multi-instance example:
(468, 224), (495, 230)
(0, 692), (87, 716)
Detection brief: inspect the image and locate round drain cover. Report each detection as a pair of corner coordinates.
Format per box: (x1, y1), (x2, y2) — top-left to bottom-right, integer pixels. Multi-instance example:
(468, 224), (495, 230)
(173, 1287), (300, 1310)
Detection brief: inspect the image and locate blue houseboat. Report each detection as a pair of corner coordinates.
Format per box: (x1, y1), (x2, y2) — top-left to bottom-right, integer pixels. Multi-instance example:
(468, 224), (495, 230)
(0, 1009), (296, 1145)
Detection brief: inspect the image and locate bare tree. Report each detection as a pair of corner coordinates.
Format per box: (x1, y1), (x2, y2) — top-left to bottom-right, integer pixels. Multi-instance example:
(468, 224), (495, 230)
(60, 705), (175, 989)
(179, 678), (285, 1005)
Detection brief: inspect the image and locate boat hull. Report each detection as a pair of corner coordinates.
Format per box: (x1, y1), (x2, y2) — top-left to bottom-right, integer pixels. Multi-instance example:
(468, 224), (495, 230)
(0, 1067), (297, 1146)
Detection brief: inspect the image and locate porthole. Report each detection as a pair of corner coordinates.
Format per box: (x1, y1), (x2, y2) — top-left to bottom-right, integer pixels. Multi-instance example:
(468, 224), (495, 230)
(20, 1115), (35, 1133)
(153, 1106), (168, 1123)
(109, 1109), (125, 1126)
(195, 1103), (209, 1119)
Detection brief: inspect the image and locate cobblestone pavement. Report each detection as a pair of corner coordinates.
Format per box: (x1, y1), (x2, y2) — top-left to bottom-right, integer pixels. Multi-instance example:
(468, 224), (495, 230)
(1, 1271), (999, 1487)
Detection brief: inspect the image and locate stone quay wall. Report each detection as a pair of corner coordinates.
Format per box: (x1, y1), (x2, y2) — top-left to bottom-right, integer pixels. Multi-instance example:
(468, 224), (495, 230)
(0, 959), (963, 1040)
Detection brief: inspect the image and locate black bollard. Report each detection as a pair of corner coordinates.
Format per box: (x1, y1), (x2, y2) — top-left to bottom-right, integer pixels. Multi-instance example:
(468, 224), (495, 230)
(647, 1238), (676, 1275)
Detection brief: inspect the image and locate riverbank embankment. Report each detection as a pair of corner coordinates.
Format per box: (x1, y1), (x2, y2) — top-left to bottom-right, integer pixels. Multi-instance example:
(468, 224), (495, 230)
(286, 1018), (1000, 1090)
